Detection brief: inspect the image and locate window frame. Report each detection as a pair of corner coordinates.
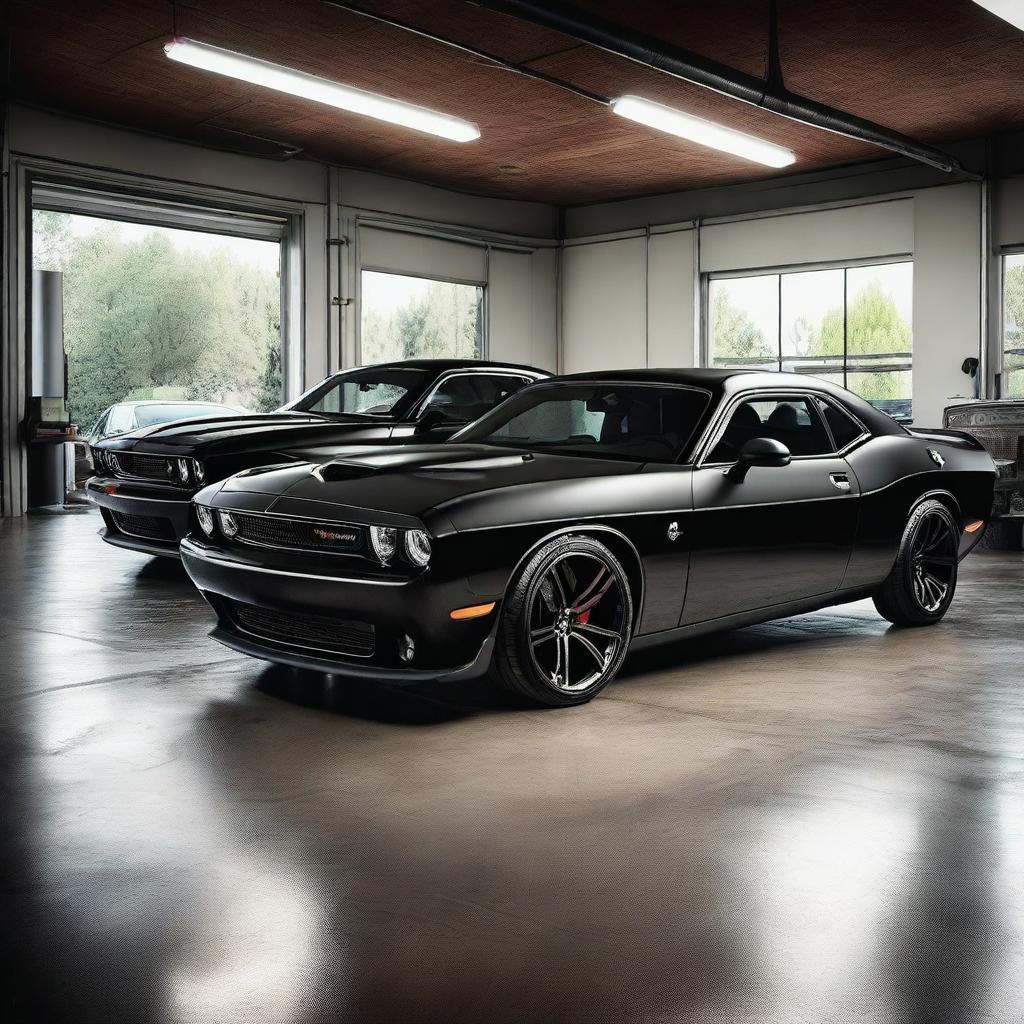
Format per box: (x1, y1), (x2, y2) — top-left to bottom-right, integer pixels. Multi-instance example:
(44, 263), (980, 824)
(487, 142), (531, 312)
(357, 266), (489, 364)
(701, 255), (913, 398)
(1000, 247), (1024, 399)
(29, 176), (296, 411)
(695, 387), (871, 467)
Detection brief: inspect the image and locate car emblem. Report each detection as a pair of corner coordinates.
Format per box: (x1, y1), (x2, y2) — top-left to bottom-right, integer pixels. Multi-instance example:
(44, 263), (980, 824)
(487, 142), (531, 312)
(928, 448), (946, 468)
(667, 521), (681, 542)
(312, 527), (357, 543)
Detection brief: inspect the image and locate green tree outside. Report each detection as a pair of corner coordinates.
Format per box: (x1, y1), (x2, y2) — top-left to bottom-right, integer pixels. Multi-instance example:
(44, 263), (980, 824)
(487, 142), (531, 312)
(32, 212), (281, 430)
(361, 280), (482, 364)
(711, 275), (912, 405)
(1004, 259), (1024, 397)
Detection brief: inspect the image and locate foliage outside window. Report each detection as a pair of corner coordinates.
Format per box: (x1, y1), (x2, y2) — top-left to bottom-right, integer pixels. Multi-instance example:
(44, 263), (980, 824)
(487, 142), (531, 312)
(1004, 253), (1024, 398)
(32, 210), (282, 429)
(709, 261), (913, 420)
(360, 270), (483, 363)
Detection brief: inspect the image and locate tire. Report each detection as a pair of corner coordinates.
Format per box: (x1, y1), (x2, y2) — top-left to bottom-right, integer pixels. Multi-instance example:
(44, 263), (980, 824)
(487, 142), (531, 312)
(494, 534), (633, 707)
(872, 499), (960, 626)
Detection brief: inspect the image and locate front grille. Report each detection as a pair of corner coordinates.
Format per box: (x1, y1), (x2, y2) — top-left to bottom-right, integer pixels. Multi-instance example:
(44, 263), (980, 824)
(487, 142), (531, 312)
(226, 599), (375, 658)
(231, 512), (364, 555)
(111, 452), (176, 483)
(111, 511), (176, 542)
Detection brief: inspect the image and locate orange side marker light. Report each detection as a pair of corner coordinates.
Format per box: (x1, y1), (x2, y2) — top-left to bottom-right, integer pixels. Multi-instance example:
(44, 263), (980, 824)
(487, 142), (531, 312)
(450, 602), (496, 621)
(964, 520), (984, 534)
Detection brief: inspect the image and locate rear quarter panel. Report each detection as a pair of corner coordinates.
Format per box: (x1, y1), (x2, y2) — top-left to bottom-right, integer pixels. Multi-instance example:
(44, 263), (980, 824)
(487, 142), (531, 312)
(842, 435), (996, 589)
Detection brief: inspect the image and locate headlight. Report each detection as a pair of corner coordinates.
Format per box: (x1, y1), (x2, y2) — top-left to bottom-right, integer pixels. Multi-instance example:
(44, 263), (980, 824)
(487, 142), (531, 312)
(193, 459), (206, 484)
(369, 525), (397, 564)
(404, 529), (432, 566)
(176, 457), (191, 485)
(218, 510), (239, 539)
(195, 505), (215, 538)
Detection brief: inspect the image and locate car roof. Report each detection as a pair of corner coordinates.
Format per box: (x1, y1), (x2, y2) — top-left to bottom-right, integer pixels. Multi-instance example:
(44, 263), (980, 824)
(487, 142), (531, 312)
(113, 400), (236, 409)
(345, 359), (549, 375)
(546, 367), (907, 436)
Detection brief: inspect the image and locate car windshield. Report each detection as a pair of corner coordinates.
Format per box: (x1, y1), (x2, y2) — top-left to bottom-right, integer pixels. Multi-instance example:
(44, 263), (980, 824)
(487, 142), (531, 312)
(455, 383), (710, 462)
(289, 366), (429, 418)
(134, 404), (236, 427)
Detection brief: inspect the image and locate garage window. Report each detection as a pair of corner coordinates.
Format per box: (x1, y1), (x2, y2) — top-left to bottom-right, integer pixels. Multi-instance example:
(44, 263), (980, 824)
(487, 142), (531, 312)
(1004, 252), (1024, 398)
(708, 260), (913, 421)
(32, 197), (286, 432)
(360, 270), (484, 363)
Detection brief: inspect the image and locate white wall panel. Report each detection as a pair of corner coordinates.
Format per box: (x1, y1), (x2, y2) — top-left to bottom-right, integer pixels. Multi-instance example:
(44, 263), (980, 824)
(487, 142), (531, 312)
(700, 199), (914, 272)
(562, 237), (646, 372)
(339, 168), (556, 239)
(358, 226), (487, 283)
(647, 230), (695, 368)
(488, 249), (557, 370)
(913, 183), (982, 427)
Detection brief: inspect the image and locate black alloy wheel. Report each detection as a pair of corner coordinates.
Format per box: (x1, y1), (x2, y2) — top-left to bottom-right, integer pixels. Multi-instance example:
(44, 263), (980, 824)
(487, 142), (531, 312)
(495, 535), (633, 706)
(873, 499), (960, 626)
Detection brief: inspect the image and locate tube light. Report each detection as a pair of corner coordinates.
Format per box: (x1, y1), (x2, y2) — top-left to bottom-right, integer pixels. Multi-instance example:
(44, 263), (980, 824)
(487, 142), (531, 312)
(164, 38), (480, 143)
(971, 2), (1024, 32)
(611, 95), (796, 168)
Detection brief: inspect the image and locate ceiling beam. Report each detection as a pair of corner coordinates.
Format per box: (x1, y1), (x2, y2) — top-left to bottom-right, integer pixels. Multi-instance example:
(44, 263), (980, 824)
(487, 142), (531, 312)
(469, 0), (980, 180)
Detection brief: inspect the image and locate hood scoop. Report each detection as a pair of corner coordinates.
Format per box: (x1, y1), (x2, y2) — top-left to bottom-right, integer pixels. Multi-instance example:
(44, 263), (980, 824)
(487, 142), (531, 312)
(315, 448), (531, 482)
(315, 462), (378, 482)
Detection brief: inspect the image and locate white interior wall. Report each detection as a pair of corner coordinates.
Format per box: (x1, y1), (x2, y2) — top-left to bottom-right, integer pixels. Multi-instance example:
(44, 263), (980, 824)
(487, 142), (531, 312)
(912, 184), (982, 426)
(561, 237), (647, 372)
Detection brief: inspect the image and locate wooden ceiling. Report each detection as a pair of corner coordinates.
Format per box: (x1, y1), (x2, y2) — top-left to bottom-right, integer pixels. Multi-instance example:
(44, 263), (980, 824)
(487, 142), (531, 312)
(9, 0), (1024, 203)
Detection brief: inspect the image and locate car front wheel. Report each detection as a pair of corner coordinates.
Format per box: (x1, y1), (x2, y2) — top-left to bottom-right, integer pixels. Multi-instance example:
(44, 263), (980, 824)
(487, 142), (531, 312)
(872, 499), (960, 626)
(494, 535), (633, 707)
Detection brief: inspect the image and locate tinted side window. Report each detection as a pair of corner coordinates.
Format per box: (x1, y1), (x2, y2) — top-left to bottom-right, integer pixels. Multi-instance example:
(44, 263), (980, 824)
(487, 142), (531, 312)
(815, 397), (864, 450)
(422, 374), (531, 423)
(709, 396), (832, 462)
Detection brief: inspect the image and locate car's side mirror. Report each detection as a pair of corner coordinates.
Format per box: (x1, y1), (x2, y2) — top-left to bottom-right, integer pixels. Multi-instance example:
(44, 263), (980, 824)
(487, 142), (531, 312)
(725, 437), (791, 481)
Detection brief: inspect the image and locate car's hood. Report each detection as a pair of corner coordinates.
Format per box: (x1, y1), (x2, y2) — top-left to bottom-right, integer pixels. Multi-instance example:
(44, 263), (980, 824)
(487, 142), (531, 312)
(95, 411), (392, 457)
(207, 443), (644, 531)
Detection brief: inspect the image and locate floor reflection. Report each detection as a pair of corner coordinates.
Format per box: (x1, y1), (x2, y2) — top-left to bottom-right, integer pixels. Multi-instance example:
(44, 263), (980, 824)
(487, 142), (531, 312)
(3, 516), (1024, 1022)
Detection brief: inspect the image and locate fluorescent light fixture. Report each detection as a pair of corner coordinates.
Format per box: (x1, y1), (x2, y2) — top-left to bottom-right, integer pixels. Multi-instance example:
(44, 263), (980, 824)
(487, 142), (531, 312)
(164, 37), (480, 142)
(971, 1), (1024, 31)
(611, 95), (796, 168)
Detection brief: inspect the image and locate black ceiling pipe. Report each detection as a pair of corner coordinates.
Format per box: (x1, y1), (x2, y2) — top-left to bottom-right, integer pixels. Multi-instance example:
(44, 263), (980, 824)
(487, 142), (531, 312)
(469, 0), (978, 179)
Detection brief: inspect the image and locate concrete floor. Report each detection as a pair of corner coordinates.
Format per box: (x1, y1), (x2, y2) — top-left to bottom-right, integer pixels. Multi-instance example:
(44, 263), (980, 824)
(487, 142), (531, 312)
(2, 510), (1023, 1024)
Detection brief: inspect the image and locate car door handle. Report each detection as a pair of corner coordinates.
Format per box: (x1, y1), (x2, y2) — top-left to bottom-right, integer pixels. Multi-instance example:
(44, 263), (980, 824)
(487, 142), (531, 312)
(829, 472), (851, 492)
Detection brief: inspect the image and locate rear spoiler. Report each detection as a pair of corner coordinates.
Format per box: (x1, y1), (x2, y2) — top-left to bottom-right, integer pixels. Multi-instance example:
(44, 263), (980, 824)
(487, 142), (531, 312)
(907, 427), (987, 451)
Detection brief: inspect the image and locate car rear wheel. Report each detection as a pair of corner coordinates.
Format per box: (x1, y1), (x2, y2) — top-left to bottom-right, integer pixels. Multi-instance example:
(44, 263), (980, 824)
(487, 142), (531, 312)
(872, 499), (960, 626)
(494, 535), (633, 707)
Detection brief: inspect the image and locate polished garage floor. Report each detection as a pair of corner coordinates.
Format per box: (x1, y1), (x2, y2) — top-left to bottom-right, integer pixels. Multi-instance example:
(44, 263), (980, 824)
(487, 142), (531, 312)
(2, 512), (1023, 1024)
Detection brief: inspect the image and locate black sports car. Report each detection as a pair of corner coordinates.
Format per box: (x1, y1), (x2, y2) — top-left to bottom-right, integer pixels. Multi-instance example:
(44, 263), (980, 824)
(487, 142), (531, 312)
(181, 370), (996, 707)
(87, 359), (547, 557)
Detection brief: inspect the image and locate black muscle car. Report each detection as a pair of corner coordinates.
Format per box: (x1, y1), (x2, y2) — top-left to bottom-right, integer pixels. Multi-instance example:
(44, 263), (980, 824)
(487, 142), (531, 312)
(86, 359), (547, 557)
(180, 370), (996, 707)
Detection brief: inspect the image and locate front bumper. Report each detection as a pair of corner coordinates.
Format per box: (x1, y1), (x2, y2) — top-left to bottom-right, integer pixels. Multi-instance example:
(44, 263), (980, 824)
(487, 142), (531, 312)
(180, 537), (499, 683)
(86, 476), (192, 556)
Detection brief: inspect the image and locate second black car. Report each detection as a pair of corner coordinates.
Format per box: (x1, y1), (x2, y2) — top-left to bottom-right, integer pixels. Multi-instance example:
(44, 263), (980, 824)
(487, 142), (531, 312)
(87, 359), (547, 556)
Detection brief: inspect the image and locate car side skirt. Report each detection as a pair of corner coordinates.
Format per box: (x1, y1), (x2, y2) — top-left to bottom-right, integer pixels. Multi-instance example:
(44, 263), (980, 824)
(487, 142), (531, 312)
(629, 584), (878, 651)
